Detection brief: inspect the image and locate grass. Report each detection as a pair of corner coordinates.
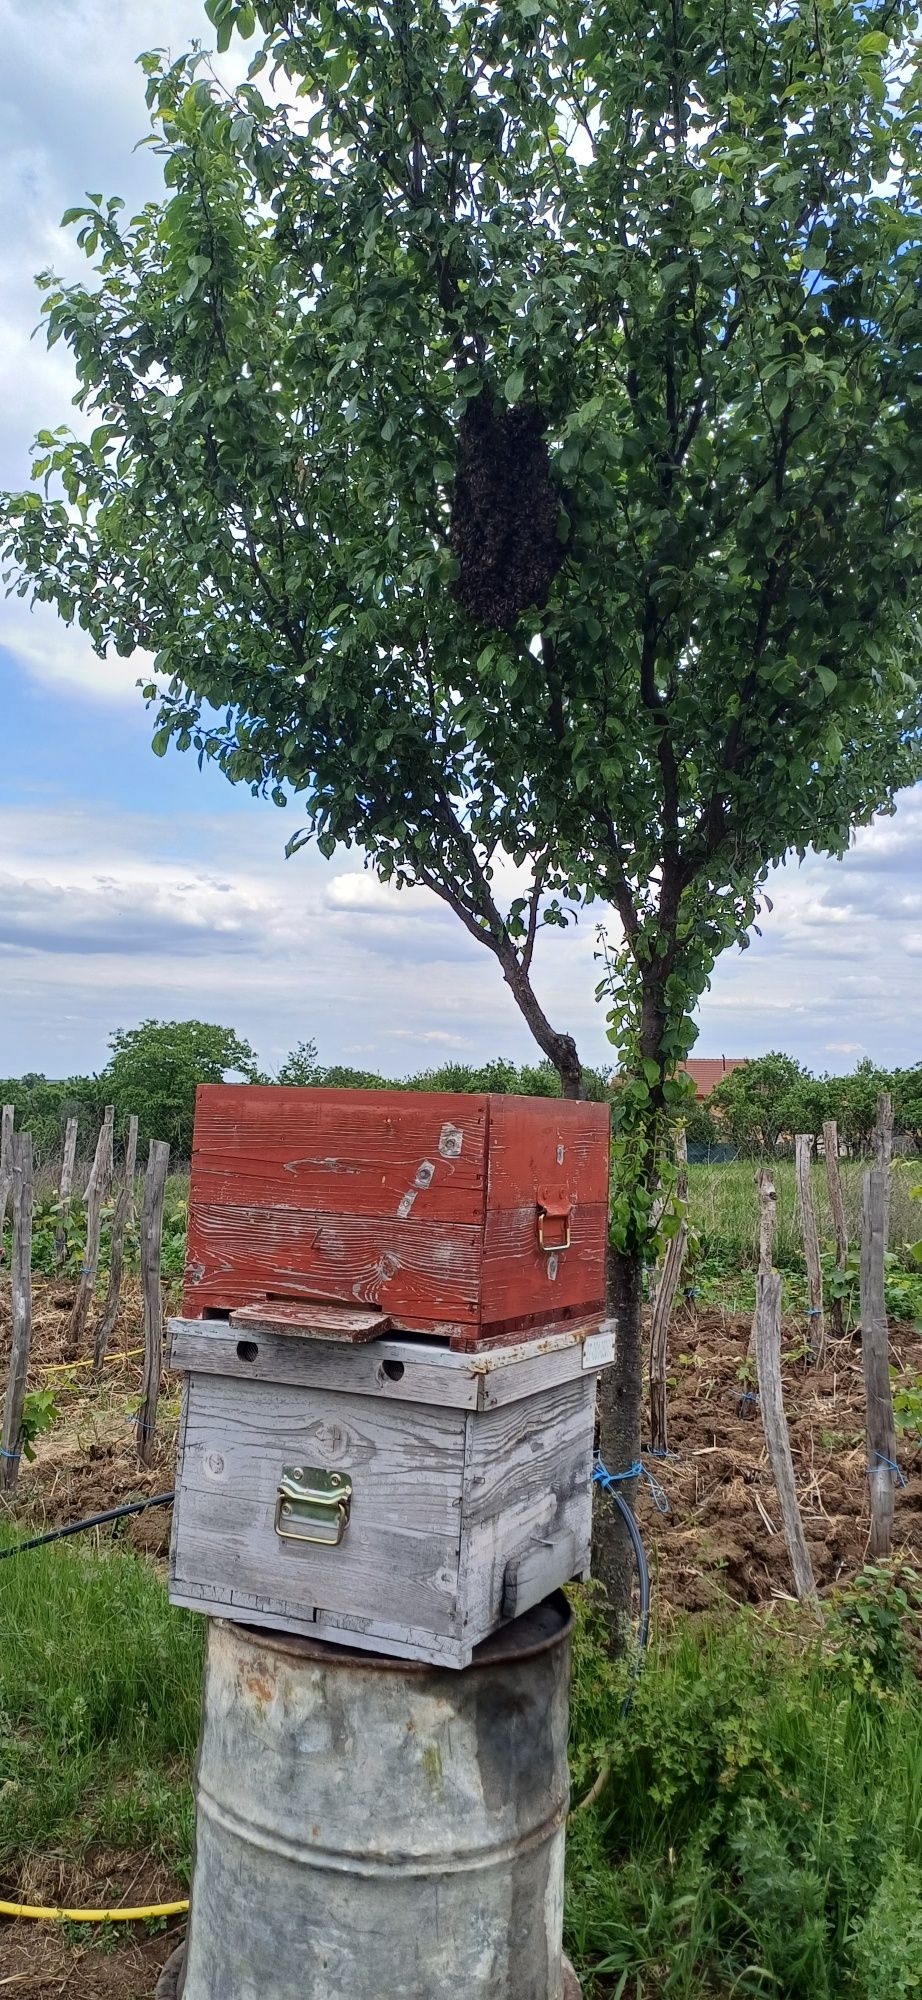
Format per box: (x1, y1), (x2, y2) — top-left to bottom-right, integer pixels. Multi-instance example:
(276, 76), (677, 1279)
(567, 1573), (922, 1998)
(0, 1530), (202, 1885)
(4, 1539), (922, 1998)
(684, 1157), (922, 1318)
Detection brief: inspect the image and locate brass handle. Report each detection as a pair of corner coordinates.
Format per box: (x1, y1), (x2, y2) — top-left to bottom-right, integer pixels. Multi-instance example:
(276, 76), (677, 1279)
(274, 1466), (352, 1547)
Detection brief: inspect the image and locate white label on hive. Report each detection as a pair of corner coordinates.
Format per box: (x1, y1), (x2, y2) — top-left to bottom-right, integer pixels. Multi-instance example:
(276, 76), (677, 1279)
(583, 1329), (616, 1370)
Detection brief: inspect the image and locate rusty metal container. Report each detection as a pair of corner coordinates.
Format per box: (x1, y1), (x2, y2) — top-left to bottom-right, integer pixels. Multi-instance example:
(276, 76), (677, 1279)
(181, 1596), (579, 2000)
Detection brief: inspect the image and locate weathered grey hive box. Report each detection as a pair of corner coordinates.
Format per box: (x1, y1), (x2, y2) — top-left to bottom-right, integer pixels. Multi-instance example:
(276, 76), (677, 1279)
(167, 1313), (614, 1667)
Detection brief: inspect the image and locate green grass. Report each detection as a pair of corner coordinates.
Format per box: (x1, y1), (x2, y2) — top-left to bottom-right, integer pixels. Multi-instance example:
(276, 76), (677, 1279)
(4, 1540), (922, 1997)
(0, 1531), (202, 1882)
(685, 1158), (922, 1318)
(567, 1574), (922, 1998)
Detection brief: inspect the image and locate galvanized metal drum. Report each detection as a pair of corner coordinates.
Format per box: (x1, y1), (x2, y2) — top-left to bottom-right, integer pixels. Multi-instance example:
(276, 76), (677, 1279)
(181, 1595), (578, 2000)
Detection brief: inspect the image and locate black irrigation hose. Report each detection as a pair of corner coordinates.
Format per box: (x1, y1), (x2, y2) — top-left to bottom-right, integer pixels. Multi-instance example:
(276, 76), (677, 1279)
(610, 1488), (652, 1659)
(0, 1490), (175, 1560)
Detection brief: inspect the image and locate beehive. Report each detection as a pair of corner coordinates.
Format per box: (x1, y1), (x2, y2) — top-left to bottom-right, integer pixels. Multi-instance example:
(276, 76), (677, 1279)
(183, 1086), (610, 1348)
(167, 1313), (615, 1667)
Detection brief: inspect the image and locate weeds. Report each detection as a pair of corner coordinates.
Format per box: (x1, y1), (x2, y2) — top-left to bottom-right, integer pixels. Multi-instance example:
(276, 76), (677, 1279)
(567, 1576), (922, 1998)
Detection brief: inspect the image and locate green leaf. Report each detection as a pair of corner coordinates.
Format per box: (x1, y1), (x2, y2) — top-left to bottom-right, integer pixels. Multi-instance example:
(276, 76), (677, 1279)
(504, 368), (525, 404)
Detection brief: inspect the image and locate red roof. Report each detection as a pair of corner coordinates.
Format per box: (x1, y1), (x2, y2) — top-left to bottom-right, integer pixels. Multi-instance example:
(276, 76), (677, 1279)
(680, 1057), (747, 1101)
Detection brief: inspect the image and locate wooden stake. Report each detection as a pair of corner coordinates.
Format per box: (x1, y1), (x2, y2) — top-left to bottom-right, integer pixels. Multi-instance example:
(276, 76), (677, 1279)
(748, 1166), (777, 1362)
(0, 1105), (14, 1254)
(795, 1134), (825, 1364)
(649, 1130), (688, 1455)
(0, 1133), (34, 1493)
(92, 1115), (139, 1377)
(823, 1119), (848, 1340)
(55, 1115), (79, 1267)
(65, 1106), (114, 1356)
(861, 1164), (898, 1558)
(874, 1091), (893, 1171)
(753, 1268), (819, 1608)
(137, 1140), (170, 1469)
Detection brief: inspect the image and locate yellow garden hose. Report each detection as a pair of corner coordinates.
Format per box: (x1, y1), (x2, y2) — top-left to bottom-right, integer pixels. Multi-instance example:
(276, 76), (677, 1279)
(37, 1349), (145, 1375)
(0, 1897), (188, 1923)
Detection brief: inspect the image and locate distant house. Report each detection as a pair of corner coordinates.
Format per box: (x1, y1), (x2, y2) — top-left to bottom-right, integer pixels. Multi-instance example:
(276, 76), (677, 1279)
(680, 1057), (746, 1101)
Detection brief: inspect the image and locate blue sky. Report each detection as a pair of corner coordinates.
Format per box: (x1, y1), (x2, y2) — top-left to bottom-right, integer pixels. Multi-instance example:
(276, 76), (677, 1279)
(1, 0), (920, 1084)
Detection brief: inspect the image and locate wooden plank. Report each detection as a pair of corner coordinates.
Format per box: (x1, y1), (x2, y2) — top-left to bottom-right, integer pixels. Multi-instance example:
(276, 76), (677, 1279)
(861, 1165), (898, 1558)
(501, 1528), (579, 1620)
(795, 1134), (825, 1365)
(171, 1374), (466, 1633)
(65, 1106), (114, 1355)
(93, 1114), (139, 1375)
(463, 1372), (595, 1525)
(478, 1320), (614, 1409)
(185, 1203), (483, 1322)
(55, 1115), (79, 1267)
(754, 1270), (818, 1606)
(479, 1200), (608, 1327)
(483, 1097), (610, 1208)
(169, 1318), (483, 1408)
(191, 1084), (488, 1219)
(0, 1133), (34, 1493)
(0, 1106), (13, 1253)
(824, 1120), (848, 1340)
(230, 1301), (392, 1344)
(137, 1139), (170, 1468)
(167, 1580), (471, 1668)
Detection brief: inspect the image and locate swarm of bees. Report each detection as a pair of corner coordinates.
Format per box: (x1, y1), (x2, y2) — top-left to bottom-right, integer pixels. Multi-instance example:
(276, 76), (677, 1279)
(449, 389), (563, 630)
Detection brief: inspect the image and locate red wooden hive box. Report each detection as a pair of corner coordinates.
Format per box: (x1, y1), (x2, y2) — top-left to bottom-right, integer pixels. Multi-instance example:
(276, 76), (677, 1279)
(184, 1085), (610, 1350)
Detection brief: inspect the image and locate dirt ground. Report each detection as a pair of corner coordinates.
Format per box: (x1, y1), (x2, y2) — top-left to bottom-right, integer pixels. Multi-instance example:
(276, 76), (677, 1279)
(2, 1279), (921, 1997)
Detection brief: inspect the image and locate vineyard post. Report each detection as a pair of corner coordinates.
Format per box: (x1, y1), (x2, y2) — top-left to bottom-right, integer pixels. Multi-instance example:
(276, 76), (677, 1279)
(0, 1132), (34, 1493)
(65, 1105), (114, 1355)
(753, 1249), (818, 1608)
(55, 1115), (79, 1267)
(649, 1128), (688, 1455)
(861, 1155), (897, 1558)
(823, 1119), (848, 1339)
(0, 1104), (14, 1252)
(748, 1164), (778, 1365)
(137, 1139), (170, 1469)
(795, 1133), (825, 1364)
(93, 1113), (139, 1377)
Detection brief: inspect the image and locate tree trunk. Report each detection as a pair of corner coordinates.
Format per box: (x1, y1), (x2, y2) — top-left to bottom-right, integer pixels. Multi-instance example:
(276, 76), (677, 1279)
(649, 1130), (688, 1454)
(594, 1245), (643, 1646)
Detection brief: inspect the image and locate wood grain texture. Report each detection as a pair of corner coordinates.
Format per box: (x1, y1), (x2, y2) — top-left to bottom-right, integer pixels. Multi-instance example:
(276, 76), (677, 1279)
(65, 1106), (114, 1356)
(168, 1319), (483, 1409)
(754, 1270), (818, 1606)
(171, 1373), (466, 1633)
(479, 1201), (608, 1326)
(93, 1114), (139, 1375)
(191, 1085), (487, 1216)
(137, 1139), (170, 1469)
(0, 1132), (33, 1493)
(231, 1301), (391, 1343)
(861, 1165), (897, 1558)
(0, 1105), (13, 1247)
(795, 1134), (825, 1364)
(185, 1085), (610, 1343)
(55, 1114), (78, 1267)
(823, 1121), (848, 1341)
(168, 1578), (473, 1667)
(186, 1203), (483, 1322)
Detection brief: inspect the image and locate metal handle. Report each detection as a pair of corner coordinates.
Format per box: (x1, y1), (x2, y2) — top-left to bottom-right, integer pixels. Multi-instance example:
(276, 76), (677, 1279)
(274, 1466), (352, 1547)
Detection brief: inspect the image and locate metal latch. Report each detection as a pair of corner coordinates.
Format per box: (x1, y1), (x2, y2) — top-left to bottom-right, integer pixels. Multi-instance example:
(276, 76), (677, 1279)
(536, 1188), (572, 1253)
(275, 1466), (352, 1547)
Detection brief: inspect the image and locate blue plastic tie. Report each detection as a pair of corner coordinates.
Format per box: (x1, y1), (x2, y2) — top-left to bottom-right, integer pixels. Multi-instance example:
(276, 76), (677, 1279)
(0, 1447), (22, 1461)
(806, 1308), (821, 1319)
(739, 1389), (759, 1405)
(685, 1286), (700, 1299)
(874, 1451), (907, 1489)
(593, 1455), (670, 1515)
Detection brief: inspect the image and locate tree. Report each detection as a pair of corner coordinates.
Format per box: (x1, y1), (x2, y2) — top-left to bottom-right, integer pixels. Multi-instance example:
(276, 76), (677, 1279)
(4, 0), (922, 1615)
(710, 1053), (811, 1155)
(101, 1019), (261, 1155)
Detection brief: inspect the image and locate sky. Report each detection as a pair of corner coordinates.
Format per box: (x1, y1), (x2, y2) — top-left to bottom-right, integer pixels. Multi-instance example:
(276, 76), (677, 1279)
(1, 0), (920, 1085)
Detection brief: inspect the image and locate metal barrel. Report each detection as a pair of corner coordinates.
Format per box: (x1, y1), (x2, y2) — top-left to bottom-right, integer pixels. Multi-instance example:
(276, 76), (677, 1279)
(182, 1594), (577, 2000)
